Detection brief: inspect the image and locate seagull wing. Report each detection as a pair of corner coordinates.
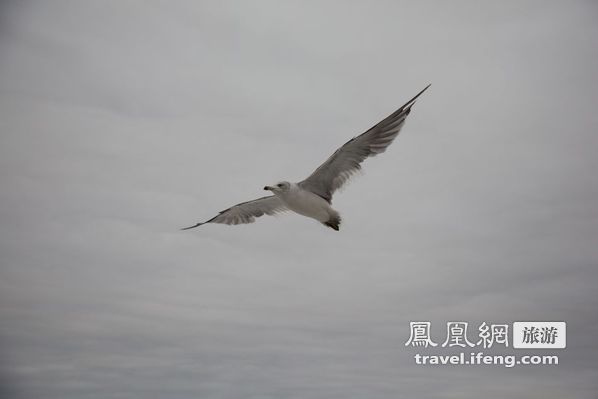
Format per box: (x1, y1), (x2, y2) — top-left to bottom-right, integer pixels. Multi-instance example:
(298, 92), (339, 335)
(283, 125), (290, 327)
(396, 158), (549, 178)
(299, 84), (430, 203)
(181, 195), (288, 230)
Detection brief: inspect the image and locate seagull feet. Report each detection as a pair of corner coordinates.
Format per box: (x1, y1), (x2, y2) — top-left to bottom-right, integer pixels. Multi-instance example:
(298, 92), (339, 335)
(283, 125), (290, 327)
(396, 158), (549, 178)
(323, 215), (341, 231)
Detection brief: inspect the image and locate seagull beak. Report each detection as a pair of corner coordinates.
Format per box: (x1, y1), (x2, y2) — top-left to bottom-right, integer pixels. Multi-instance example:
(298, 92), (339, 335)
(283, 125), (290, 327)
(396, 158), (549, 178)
(264, 186), (273, 191)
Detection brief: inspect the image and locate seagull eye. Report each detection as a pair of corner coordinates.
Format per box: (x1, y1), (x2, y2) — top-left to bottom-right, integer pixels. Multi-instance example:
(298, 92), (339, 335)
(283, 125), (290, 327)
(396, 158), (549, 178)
(277, 184), (283, 188)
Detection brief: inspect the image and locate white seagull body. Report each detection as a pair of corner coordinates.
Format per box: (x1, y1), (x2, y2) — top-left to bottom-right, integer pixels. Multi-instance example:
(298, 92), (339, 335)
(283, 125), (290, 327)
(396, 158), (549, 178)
(182, 85), (430, 231)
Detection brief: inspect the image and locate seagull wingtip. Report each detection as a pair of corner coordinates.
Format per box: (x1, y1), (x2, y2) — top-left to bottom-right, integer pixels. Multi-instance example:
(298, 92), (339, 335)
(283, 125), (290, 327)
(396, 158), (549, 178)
(180, 222), (204, 231)
(402, 83), (432, 110)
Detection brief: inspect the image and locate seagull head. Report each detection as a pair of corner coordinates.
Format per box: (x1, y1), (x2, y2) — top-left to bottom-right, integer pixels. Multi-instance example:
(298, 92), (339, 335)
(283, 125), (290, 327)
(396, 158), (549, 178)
(264, 181), (290, 194)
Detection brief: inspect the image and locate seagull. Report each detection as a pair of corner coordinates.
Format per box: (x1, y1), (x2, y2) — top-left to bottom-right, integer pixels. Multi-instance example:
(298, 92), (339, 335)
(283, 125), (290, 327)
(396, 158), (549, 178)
(182, 84), (430, 231)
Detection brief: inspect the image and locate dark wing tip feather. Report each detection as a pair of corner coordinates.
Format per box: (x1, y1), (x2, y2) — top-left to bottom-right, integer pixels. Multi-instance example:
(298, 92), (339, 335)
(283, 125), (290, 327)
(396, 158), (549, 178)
(180, 222), (205, 230)
(181, 213), (219, 230)
(402, 83), (431, 111)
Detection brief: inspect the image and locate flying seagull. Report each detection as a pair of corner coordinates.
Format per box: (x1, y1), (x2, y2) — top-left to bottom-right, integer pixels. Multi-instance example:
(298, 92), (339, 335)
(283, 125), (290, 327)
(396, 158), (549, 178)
(182, 84), (430, 231)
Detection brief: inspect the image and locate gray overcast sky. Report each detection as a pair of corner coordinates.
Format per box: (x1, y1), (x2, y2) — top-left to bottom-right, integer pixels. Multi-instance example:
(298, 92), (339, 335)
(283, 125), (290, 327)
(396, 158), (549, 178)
(1, 1), (597, 398)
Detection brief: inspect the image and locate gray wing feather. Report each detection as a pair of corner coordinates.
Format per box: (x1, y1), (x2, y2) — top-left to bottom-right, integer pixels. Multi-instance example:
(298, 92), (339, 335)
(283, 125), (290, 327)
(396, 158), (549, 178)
(299, 85), (430, 203)
(181, 195), (288, 230)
